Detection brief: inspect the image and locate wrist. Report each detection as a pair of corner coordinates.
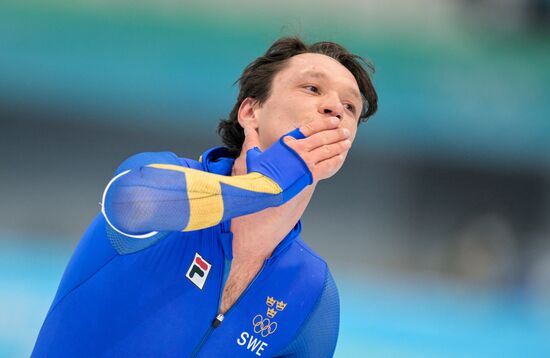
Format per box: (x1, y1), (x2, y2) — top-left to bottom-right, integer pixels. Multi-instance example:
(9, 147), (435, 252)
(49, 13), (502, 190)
(246, 129), (313, 202)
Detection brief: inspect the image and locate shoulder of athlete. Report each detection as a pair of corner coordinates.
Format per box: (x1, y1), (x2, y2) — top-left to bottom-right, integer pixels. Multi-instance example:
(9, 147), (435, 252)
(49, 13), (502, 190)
(113, 151), (200, 175)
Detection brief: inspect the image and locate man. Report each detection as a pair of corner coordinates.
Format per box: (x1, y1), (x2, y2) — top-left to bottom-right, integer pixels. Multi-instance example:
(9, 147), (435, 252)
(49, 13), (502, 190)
(32, 37), (378, 357)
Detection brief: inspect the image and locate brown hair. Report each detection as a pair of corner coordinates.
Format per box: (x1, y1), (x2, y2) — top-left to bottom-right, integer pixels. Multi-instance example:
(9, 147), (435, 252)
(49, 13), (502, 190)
(217, 36), (378, 154)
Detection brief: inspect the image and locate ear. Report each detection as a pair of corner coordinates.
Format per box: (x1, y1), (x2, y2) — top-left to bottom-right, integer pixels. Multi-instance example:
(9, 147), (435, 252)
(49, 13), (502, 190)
(237, 97), (260, 130)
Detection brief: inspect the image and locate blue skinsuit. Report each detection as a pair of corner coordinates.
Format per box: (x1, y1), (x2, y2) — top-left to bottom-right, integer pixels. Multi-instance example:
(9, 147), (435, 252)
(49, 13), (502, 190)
(32, 129), (340, 357)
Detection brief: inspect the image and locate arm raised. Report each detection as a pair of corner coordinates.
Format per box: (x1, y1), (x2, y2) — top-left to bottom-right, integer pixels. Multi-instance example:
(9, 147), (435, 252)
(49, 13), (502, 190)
(101, 128), (312, 237)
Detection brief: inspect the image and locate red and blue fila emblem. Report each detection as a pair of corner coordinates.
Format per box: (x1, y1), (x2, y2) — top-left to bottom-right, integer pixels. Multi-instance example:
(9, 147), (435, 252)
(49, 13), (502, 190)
(185, 253), (212, 289)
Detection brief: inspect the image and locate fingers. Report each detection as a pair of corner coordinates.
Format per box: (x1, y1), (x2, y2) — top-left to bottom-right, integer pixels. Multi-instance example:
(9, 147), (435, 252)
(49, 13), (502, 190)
(282, 122), (350, 164)
(308, 139), (351, 164)
(313, 153), (346, 178)
(279, 117), (352, 182)
(301, 127), (350, 151)
(298, 116), (341, 137)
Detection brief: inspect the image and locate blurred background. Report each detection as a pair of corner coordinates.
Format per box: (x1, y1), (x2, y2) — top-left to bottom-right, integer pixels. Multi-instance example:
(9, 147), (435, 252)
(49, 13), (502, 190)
(1, 0), (549, 356)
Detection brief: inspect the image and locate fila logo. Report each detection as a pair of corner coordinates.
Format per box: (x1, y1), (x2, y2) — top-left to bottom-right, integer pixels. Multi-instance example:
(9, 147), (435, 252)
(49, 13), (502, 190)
(185, 253), (211, 290)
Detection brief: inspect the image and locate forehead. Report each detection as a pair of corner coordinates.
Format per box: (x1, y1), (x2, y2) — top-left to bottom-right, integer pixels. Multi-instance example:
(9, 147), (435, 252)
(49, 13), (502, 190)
(274, 53), (359, 89)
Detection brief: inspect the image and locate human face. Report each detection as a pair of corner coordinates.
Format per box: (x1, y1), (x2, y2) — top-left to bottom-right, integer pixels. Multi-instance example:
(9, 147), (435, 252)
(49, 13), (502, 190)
(252, 53), (362, 158)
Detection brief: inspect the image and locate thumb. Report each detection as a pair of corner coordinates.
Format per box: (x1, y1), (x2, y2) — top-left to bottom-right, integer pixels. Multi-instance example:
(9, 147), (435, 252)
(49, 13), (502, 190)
(242, 126), (261, 152)
(242, 126), (262, 173)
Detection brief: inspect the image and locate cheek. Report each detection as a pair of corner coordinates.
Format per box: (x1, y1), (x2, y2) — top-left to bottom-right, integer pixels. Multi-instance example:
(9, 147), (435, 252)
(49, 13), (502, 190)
(258, 115), (298, 149)
(268, 96), (313, 129)
(258, 118), (287, 150)
(343, 122), (358, 143)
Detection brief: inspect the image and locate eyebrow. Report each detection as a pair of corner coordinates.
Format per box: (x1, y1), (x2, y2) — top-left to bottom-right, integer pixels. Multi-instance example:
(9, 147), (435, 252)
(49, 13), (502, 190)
(300, 70), (363, 106)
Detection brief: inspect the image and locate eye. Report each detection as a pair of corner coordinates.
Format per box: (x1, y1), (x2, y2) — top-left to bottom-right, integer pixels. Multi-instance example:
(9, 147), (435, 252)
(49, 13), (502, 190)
(344, 103), (355, 113)
(304, 85), (319, 93)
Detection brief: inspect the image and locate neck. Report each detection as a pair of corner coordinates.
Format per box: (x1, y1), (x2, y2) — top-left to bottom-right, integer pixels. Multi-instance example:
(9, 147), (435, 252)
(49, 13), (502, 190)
(229, 160), (317, 264)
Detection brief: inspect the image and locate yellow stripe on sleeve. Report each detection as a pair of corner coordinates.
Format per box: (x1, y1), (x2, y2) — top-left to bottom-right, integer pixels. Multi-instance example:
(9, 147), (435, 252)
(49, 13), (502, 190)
(145, 164), (282, 231)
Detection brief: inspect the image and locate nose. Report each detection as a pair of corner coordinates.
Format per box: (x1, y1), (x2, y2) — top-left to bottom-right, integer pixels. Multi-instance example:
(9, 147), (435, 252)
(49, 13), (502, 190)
(318, 93), (343, 120)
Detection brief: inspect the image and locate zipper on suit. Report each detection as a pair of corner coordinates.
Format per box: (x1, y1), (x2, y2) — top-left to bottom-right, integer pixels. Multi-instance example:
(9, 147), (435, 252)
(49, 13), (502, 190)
(190, 258), (267, 357)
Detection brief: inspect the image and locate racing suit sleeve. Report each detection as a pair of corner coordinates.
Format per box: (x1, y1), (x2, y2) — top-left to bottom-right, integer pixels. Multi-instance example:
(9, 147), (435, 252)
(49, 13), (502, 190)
(274, 268), (340, 357)
(101, 128), (312, 238)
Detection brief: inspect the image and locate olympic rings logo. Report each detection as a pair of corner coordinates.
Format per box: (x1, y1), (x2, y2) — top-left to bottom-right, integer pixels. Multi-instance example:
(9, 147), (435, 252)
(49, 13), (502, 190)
(252, 314), (278, 337)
